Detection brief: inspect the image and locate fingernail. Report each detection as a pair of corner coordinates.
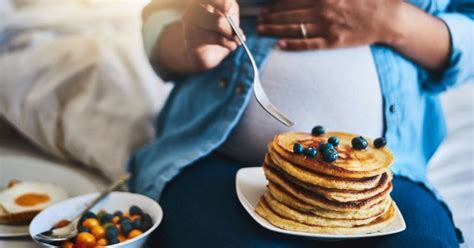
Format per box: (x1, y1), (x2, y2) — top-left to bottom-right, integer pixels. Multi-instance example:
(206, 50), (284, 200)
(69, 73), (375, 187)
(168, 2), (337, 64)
(277, 40), (287, 49)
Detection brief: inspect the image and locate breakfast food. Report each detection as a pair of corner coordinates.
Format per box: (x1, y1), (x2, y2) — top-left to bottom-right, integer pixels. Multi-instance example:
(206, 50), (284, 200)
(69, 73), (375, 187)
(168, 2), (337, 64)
(0, 181), (69, 224)
(255, 128), (396, 235)
(58, 206), (153, 247)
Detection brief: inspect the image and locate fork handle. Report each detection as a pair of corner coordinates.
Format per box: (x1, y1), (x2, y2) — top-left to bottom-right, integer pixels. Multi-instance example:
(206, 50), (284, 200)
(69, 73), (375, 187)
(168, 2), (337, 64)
(73, 174), (131, 220)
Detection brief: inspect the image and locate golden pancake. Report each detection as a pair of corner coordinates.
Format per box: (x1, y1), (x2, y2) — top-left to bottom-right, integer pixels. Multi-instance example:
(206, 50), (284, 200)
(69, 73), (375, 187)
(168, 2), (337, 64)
(262, 191), (385, 227)
(264, 168), (393, 212)
(265, 162), (392, 202)
(272, 132), (393, 178)
(255, 198), (396, 235)
(267, 152), (381, 191)
(267, 183), (392, 220)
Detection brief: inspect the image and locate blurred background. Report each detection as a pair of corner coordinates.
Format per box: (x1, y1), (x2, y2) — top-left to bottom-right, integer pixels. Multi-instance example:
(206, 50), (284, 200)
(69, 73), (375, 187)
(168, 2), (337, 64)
(0, 0), (472, 247)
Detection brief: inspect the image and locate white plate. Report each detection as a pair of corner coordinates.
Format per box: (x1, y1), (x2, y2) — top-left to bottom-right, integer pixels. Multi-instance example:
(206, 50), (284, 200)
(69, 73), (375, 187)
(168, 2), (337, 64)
(30, 192), (163, 248)
(0, 156), (98, 238)
(235, 167), (406, 241)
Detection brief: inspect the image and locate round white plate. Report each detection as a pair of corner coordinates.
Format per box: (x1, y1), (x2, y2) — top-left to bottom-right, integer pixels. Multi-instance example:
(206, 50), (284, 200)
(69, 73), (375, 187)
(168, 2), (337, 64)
(0, 156), (98, 238)
(235, 167), (406, 241)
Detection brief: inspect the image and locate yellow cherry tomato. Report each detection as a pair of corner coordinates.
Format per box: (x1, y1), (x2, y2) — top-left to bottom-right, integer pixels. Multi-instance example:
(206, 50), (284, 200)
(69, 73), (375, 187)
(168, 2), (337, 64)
(76, 232), (96, 247)
(117, 234), (126, 243)
(60, 241), (74, 248)
(96, 238), (108, 246)
(128, 229), (143, 239)
(91, 225), (105, 239)
(112, 216), (120, 224)
(82, 218), (100, 229)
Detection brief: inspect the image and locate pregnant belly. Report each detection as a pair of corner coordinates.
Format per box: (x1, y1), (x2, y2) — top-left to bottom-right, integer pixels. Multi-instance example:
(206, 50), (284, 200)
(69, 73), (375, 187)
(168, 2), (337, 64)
(219, 46), (383, 165)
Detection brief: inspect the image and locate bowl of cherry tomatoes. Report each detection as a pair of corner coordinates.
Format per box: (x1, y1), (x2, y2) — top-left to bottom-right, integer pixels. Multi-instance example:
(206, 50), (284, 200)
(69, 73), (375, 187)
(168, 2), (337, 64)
(29, 191), (162, 247)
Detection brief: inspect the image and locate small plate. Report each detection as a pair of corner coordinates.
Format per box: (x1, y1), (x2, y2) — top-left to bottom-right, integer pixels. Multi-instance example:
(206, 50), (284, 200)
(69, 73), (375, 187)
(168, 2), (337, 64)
(0, 156), (98, 238)
(235, 167), (406, 241)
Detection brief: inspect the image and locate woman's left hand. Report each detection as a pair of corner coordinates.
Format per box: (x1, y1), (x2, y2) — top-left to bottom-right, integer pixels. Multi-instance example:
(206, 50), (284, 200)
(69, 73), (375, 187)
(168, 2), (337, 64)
(257, 0), (403, 50)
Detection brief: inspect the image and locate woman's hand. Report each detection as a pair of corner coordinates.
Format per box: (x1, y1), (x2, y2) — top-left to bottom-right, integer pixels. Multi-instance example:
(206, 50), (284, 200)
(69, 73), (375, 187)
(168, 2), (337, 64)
(257, 0), (403, 50)
(154, 0), (242, 76)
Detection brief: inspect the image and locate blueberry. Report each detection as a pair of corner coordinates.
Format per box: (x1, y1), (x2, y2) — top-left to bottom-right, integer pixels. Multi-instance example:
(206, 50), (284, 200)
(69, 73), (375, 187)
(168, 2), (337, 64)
(311, 126), (325, 136)
(141, 214), (153, 231)
(78, 226), (90, 233)
(318, 143), (334, 153)
(113, 211), (123, 217)
(130, 205), (143, 216)
(105, 225), (118, 240)
(82, 211), (96, 220)
(293, 143), (304, 155)
(120, 216), (130, 223)
(96, 210), (107, 220)
(322, 148), (338, 163)
(131, 219), (142, 229)
(352, 136), (368, 150)
(374, 137), (387, 148)
(120, 218), (133, 236)
(303, 147), (318, 158)
(328, 136), (340, 147)
(108, 238), (120, 245)
(98, 213), (112, 224)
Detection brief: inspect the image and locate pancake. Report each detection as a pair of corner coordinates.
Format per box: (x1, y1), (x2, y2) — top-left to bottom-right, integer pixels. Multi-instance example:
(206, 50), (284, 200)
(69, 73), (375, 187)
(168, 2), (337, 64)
(265, 161), (392, 202)
(262, 191), (385, 227)
(267, 183), (392, 220)
(255, 197), (396, 235)
(272, 132), (393, 178)
(267, 152), (381, 191)
(264, 167), (393, 212)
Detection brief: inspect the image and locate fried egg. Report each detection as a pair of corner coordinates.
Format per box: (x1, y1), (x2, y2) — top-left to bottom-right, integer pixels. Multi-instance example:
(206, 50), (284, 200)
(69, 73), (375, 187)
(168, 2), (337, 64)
(0, 182), (69, 214)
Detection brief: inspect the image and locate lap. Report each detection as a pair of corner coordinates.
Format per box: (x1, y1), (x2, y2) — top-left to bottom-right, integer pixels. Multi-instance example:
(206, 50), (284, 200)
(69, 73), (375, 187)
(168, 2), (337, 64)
(147, 154), (459, 248)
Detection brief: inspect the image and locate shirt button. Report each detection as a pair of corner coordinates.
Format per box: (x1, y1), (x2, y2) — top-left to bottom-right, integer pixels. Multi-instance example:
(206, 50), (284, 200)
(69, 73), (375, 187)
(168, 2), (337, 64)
(235, 83), (245, 95)
(218, 79), (228, 88)
(389, 104), (396, 113)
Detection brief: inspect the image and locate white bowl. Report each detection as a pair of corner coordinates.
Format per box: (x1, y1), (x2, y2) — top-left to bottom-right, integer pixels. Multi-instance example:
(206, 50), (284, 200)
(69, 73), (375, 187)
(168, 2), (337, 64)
(29, 192), (163, 248)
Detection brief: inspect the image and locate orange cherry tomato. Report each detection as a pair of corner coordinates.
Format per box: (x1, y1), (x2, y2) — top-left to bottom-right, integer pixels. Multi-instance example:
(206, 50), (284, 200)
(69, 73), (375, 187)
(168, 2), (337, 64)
(96, 238), (108, 246)
(60, 241), (74, 248)
(82, 218), (100, 229)
(127, 229), (143, 239)
(55, 219), (70, 228)
(112, 216), (120, 224)
(76, 232), (96, 247)
(91, 225), (105, 239)
(117, 234), (126, 242)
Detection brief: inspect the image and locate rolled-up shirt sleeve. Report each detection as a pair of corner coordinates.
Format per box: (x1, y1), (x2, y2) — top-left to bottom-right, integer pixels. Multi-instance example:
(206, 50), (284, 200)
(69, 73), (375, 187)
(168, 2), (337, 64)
(424, 0), (474, 92)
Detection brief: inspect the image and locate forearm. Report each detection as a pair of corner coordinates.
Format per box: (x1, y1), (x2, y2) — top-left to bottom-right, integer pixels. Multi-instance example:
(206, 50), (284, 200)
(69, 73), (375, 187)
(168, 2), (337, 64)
(152, 22), (196, 76)
(386, 2), (451, 73)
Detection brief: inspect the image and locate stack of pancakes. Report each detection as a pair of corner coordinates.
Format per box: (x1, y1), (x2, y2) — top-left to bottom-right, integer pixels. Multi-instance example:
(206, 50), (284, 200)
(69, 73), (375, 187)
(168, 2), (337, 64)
(255, 132), (396, 235)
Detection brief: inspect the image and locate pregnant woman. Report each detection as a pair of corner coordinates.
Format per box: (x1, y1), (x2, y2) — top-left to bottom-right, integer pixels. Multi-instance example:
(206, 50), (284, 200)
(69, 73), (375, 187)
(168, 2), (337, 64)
(131, 0), (473, 247)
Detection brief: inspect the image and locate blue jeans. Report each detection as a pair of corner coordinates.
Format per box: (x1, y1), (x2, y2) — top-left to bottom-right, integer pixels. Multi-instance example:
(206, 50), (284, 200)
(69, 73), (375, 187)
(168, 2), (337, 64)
(146, 153), (460, 248)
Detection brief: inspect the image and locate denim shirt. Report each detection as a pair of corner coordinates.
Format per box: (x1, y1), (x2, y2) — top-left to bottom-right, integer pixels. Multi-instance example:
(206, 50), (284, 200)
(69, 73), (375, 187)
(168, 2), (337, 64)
(129, 0), (474, 200)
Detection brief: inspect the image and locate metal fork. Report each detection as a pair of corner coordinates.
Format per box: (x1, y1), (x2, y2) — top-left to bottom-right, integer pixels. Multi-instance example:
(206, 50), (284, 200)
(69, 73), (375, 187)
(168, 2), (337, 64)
(225, 16), (294, 127)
